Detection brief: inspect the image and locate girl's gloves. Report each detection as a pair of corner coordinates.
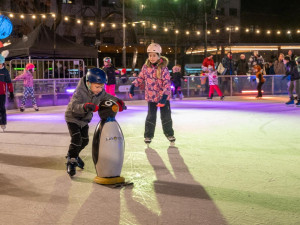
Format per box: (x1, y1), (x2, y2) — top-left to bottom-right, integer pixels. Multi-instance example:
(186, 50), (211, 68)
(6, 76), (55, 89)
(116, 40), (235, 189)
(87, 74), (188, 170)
(84, 103), (99, 112)
(157, 94), (168, 107)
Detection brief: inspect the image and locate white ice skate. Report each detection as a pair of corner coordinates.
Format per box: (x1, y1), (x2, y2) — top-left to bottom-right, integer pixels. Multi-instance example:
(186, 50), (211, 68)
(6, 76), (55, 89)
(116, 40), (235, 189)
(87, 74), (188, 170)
(144, 137), (152, 148)
(33, 105), (39, 111)
(167, 136), (176, 147)
(1, 125), (6, 132)
(20, 105), (25, 112)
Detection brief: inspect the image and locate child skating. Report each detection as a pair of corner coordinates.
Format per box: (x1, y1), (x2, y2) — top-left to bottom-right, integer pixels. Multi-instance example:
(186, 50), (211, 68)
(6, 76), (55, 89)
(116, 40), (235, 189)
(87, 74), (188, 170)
(171, 65), (183, 100)
(14, 63), (39, 112)
(129, 43), (175, 147)
(102, 57), (120, 96)
(253, 65), (265, 99)
(283, 56), (300, 106)
(204, 65), (224, 100)
(0, 50), (14, 131)
(65, 67), (125, 177)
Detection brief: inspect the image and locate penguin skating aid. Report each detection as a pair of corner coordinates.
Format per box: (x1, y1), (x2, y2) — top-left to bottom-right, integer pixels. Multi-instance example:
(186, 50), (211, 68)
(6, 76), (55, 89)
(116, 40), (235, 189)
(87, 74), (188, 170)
(92, 100), (126, 185)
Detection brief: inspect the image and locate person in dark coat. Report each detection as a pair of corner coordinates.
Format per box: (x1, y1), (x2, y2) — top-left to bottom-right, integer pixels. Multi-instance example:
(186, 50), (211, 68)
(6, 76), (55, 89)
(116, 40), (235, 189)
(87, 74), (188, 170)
(283, 56), (300, 105)
(236, 54), (249, 75)
(221, 52), (234, 94)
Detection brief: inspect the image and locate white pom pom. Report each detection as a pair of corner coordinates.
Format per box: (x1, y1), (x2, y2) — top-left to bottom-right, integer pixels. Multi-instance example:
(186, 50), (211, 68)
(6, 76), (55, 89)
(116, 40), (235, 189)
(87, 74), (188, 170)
(1, 50), (9, 58)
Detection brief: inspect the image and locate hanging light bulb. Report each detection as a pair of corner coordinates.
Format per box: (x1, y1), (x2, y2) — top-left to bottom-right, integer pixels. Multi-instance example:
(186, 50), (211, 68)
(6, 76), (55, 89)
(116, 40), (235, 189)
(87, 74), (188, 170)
(32, 15), (36, 19)
(77, 20), (81, 24)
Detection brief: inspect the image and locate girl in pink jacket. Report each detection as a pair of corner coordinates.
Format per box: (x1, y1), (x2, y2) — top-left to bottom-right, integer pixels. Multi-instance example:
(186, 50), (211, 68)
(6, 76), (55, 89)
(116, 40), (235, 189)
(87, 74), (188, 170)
(14, 63), (39, 111)
(129, 43), (175, 146)
(203, 65), (224, 100)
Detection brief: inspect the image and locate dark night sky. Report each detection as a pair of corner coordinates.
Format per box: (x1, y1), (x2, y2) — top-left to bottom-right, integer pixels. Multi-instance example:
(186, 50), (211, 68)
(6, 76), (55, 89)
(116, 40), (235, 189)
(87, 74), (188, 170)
(241, 1), (300, 28)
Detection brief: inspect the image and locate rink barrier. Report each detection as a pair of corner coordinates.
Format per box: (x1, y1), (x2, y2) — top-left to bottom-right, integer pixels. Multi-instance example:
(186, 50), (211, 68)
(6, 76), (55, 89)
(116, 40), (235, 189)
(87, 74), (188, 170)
(9, 59), (86, 79)
(6, 75), (289, 108)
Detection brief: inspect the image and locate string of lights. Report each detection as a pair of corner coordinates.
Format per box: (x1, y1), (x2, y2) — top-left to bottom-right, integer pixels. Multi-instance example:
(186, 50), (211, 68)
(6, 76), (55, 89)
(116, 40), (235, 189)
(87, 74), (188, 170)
(2, 11), (300, 36)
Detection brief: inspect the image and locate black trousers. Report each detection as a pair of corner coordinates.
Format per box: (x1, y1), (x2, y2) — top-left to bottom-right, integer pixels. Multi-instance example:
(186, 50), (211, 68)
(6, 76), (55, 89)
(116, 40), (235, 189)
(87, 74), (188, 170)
(0, 95), (7, 125)
(144, 101), (174, 139)
(257, 82), (264, 97)
(174, 85), (182, 96)
(67, 122), (89, 158)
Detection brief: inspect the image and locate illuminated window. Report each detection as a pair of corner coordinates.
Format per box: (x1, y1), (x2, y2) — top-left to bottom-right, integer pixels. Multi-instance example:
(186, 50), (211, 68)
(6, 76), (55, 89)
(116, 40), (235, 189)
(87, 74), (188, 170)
(62, 0), (75, 4)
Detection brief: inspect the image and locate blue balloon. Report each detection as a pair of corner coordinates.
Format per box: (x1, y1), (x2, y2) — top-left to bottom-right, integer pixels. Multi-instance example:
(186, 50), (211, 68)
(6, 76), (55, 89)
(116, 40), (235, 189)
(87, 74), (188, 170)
(0, 15), (13, 40)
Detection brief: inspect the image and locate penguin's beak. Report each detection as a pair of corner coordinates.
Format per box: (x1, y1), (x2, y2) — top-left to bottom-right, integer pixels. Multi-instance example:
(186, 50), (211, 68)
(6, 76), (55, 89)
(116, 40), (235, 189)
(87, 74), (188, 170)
(112, 104), (118, 113)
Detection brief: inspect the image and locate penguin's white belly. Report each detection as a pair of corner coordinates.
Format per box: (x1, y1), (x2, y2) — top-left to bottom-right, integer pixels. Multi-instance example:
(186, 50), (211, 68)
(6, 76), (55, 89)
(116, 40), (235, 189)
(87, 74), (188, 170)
(96, 121), (124, 177)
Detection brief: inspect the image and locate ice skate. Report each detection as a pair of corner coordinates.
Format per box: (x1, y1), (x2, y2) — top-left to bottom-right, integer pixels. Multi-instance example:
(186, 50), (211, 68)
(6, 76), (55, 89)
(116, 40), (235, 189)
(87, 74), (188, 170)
(33, 104), (39, 111)
(1, 125), (6, 132)
(20, 105), (25, 112)
(66, 157), (78, 177)
(296, 100), (300, 107)
(179, 93), (183, 100)
(207, 94), (213, 100)
(220, 96), (225, 101)
(144, 137), (152, 148)
(285, 97), (294, 106)
(77, 156), (85, 169)
(167, 136), (176, 147)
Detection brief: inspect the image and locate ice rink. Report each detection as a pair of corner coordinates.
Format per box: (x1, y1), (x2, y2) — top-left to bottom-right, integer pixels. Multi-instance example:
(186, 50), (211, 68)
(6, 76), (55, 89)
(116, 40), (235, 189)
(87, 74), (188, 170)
(1, 96), (300, 225)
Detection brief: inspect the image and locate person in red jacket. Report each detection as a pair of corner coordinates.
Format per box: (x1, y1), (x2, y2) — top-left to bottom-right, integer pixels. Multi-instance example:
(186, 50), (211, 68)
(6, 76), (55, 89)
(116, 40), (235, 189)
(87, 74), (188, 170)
(202, 53), (215, 68)
(0, 53), (14, 131)
(201, 53), (215, 93)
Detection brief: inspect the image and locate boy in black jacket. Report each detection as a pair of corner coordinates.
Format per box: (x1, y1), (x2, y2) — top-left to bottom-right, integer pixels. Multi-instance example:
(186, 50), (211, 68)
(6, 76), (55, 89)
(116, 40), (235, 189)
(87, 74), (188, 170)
(65, 68), (125, 176)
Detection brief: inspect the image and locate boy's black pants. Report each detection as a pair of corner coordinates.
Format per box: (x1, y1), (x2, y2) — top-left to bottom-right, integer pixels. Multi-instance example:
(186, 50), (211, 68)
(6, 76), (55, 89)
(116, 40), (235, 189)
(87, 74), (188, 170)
(144, 101), (174, 139)
(0, 95), (7, 125)
(67, 122), (89, 158)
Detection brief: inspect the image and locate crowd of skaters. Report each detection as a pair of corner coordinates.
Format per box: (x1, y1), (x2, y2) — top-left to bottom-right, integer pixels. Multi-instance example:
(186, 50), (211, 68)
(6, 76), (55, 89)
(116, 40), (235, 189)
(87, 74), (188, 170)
(201, 50), (300, 104)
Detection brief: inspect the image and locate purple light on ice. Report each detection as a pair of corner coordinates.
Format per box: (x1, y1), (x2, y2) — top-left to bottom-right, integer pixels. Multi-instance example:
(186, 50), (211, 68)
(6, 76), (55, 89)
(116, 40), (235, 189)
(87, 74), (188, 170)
(8, 113), (65, 122)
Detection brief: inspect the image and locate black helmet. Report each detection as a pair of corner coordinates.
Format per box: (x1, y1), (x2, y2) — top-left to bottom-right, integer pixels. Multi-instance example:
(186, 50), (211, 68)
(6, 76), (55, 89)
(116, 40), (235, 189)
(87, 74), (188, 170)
(86, 68), (107, 84)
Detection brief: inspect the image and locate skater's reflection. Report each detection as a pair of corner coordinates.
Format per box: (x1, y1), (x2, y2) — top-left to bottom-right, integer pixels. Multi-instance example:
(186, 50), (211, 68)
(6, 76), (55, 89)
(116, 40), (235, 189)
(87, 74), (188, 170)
(124, 147), (227, 225)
